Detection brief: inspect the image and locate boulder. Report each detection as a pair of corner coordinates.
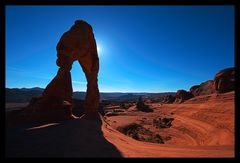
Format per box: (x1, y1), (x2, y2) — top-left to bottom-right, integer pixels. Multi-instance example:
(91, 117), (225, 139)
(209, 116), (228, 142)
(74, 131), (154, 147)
(174, 89), (193, 103)
(214, 67), (234, 93)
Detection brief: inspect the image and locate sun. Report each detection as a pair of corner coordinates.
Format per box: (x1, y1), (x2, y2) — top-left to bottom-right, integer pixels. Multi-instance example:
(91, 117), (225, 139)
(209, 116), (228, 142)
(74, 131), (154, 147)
(97, 43), (102, 55)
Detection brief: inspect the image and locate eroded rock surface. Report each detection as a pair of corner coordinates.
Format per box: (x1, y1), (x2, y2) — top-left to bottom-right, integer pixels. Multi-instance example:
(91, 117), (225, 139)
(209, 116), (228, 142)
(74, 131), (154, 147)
(190, 80), (216, 97)
(26, 20), (100, 120)
(174, 90), (193, 103)
(214, 68), (234, 93)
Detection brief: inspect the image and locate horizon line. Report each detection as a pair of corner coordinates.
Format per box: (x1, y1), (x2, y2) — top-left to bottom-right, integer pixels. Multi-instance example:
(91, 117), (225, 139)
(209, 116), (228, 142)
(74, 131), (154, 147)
(5, 87), (177, 93)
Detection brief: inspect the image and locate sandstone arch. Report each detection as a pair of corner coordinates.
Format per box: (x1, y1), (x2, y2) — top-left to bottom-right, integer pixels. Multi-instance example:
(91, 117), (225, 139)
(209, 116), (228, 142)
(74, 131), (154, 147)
(27, 20), (100, 120)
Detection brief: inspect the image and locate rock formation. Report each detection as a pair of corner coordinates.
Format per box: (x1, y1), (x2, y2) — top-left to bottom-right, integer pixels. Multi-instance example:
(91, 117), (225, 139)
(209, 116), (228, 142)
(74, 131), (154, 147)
(26, 20), (100, 120)
(214, 68), (234, 93)
(136, 96), (153, 112)
(189, 68), (234, 96)
(190, 80), (216, 96)
(174, 90), (193, 103)
(162, 95), (175, 104)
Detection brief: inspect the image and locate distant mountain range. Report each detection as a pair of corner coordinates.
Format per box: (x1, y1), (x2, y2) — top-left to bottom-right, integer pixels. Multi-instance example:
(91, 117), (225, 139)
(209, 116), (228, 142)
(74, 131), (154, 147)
(5, 87), (176, 103)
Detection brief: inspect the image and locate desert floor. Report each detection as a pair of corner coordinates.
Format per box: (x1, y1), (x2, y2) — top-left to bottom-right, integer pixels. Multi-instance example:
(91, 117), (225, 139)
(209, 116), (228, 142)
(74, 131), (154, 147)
(6, 91), (234, 157)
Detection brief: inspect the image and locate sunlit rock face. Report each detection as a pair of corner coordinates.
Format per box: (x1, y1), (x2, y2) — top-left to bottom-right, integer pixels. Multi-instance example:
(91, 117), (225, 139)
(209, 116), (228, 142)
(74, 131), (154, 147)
(189, 80), (216, 97)
(214, 67), (234, 93)
(27, 20), (100, 120)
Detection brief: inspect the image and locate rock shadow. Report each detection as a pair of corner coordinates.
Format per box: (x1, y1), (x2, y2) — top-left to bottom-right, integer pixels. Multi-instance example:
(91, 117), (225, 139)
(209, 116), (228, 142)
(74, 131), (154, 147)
(6, 114), (122, 157)
(138, 106), (154, 113)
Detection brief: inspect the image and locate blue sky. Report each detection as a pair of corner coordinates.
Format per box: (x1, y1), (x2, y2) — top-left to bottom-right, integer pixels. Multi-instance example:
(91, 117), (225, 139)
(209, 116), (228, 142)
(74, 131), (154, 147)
(6, 6), (234, 92)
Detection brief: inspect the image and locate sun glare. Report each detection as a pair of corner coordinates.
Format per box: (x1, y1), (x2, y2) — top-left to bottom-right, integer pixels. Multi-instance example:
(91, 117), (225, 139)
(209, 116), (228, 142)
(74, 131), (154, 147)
(97, 43), (102, 55)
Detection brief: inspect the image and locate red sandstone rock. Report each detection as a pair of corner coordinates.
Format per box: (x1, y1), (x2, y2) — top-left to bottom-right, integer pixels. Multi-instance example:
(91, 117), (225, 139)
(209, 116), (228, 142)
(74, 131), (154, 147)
(174, 90), (193, 103)
(190, 80), (216, 96)
(214, 68), (234, 93)
(27, 20), (100, 120)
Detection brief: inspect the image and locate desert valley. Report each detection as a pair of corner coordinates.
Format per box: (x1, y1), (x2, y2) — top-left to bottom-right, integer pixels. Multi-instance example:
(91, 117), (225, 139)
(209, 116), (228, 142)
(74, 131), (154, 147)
(5, 67), (235, 157)
(5, 7), (235, 158)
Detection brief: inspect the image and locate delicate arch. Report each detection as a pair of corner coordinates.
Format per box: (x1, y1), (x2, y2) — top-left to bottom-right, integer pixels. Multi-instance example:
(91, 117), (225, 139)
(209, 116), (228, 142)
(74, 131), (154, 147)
(29, 20), (100, 120)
